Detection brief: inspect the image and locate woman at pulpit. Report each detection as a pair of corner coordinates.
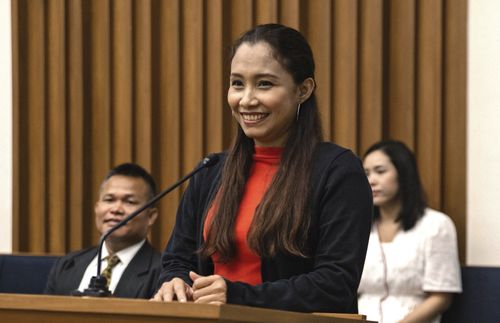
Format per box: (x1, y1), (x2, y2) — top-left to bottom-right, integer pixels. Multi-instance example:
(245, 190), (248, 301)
(152, 23), (373, 313)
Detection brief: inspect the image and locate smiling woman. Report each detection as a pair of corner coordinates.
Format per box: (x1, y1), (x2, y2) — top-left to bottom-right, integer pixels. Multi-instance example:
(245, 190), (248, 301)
(227, 42), (314, 148)
(153, 24), (373, 314)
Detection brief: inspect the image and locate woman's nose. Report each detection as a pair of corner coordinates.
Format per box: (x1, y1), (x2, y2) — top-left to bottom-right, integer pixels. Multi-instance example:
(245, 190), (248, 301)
(239, 88), (258, 108)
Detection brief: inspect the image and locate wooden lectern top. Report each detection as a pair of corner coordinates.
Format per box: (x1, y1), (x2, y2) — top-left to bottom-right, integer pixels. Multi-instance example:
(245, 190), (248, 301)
(0, 293), (375, 323)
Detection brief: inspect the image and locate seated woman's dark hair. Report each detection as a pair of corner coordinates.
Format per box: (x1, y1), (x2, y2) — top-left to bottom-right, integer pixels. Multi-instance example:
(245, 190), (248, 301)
(364, 140), (427, 230)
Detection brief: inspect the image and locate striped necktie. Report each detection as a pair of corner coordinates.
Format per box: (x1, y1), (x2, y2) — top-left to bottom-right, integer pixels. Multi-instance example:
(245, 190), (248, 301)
(101, 255), (121, 288)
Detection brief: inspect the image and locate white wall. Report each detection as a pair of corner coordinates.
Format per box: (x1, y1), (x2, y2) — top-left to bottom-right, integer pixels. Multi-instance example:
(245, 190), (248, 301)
(0, 0), (13, 252)
(467, 0), (500, 266)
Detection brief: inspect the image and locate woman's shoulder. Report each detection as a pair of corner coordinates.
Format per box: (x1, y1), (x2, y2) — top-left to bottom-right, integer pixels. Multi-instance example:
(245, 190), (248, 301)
(421, 208), (452, 224)
(192, 151), (227, 182)
(311, 142), (367, 186)
(315, 141), (348, 155)
(314, 142), (361, 166)
(418, 208), (457, 236)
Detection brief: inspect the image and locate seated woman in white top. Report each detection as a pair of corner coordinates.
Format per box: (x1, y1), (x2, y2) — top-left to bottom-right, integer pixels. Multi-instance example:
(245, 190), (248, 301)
(358, 140), (462, 323)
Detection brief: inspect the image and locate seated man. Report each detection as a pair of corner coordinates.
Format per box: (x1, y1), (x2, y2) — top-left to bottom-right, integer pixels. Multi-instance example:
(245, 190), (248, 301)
(45, 163), (160, 298)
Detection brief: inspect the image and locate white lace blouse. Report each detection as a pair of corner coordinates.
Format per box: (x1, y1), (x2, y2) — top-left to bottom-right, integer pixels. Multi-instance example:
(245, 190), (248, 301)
(358, 208), (462, 323)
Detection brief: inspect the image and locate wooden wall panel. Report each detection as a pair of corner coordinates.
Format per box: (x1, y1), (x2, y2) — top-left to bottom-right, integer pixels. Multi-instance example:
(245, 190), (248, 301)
(89, 0), (111, 242)
(305, 0), (332, 137)
(182, 0), (204, 173)
(206, 0), (226, 153)
(358, 0), (383, 154)
(67, 0), (84, 251)
(443, 0), (467, 264)
(46, 0), (66, 253)
(154, 0), (181, 247)
(255, 0), (278, 24)
(278, 0), (300, 29)
(387, 0), (416, 148)
(12, 0), (467, 262)
(416, 0), (443, 209)
(26, 0), (46, 252)
(332, 0), (358, 150)
(134, 0), (153, 170)
(112, 0), (133, 165)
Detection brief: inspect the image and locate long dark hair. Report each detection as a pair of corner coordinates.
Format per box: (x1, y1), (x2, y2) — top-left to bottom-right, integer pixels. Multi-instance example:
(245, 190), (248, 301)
(202, 24), (323, 261)
(364, 140), (427, 230)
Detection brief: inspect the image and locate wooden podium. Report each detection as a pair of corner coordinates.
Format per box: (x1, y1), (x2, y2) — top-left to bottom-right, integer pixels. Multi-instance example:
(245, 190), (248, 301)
(0, 293), (374, 323)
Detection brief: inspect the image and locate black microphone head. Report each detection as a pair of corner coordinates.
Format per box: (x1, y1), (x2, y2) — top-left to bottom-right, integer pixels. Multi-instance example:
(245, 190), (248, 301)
(202, 154), (220, 167)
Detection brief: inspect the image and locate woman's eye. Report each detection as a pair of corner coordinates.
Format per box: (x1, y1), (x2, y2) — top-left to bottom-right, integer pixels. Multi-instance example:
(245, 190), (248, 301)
(231, 80), (244, 88)
(257, 80), (273, 88)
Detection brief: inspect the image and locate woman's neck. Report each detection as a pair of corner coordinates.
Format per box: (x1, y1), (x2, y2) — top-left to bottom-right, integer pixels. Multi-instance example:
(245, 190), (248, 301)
(377, 200), (402, 242)
(378, 200), (402, 223)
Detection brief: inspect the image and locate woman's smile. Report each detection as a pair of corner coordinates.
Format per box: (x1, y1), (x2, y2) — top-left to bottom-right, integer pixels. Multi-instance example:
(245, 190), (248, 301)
(240, 112), (270, 124)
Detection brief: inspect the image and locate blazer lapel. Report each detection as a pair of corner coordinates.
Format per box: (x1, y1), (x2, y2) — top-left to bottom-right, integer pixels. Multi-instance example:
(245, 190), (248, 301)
(59, 248), (98, 293)
(113, 242), (155, 298)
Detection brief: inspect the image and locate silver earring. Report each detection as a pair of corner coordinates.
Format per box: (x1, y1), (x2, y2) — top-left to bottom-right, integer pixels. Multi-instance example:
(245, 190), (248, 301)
(296, 103), (302, 121)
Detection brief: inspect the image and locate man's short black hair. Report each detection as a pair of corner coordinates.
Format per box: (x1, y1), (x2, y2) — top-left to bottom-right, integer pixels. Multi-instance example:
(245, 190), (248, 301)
(103, 163), (156, 198)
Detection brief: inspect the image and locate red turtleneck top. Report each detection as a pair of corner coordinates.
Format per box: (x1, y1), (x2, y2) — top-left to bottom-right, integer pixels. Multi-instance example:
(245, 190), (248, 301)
(204, 146), (283, 285)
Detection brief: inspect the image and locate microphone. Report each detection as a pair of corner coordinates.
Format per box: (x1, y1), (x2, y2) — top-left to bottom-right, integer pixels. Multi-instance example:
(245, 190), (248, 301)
(77, 154), (220, 297)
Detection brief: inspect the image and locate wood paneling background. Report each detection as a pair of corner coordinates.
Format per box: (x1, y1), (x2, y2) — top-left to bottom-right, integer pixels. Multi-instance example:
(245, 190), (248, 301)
(11, 0), (467, 262)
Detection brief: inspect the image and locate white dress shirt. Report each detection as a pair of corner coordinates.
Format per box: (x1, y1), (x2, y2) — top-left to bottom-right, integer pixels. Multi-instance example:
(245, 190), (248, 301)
(77, 239), (146, 293)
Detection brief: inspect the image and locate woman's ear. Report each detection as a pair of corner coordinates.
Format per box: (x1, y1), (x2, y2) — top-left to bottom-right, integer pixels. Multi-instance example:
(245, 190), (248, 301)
(297, 77), (315, 103)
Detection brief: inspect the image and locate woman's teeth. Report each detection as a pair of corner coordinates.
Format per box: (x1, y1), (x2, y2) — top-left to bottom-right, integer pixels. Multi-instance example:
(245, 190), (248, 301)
(241, 113), (268, 121)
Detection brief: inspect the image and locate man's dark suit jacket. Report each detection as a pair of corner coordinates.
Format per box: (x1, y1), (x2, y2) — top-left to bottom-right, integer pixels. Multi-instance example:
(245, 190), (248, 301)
(44, 241), (161, 299)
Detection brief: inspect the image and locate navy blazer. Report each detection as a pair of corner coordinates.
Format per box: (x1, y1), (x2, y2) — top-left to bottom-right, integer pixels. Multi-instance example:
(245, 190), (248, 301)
(159, 142), (373, 313)
(45, 241), (161, 299)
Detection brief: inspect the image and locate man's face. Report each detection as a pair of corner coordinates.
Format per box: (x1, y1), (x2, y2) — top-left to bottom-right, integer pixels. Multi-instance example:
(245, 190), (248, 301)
(94, 175), (157, 245)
